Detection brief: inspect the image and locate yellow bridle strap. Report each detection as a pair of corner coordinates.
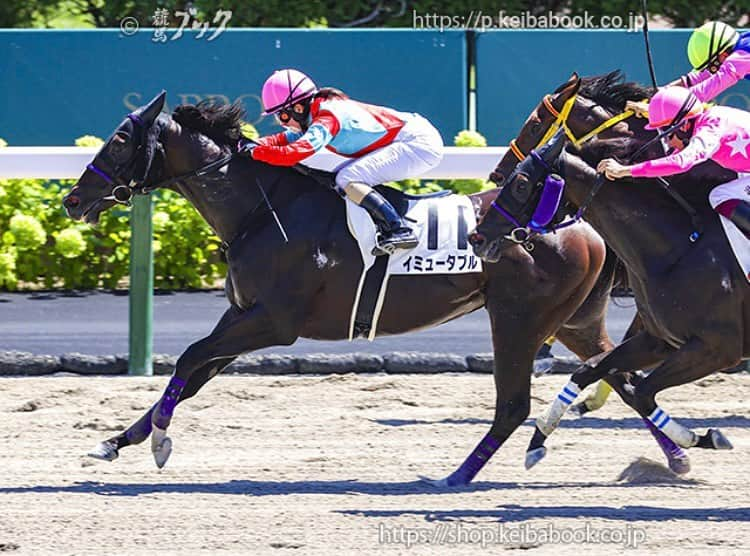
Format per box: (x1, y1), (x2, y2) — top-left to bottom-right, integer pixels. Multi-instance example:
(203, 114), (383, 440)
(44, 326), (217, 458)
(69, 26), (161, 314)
(569, 110), (634, 147)
(506, 93), (635, 164)
(538, 93), (634, 149)
(537, 94), (578, 147)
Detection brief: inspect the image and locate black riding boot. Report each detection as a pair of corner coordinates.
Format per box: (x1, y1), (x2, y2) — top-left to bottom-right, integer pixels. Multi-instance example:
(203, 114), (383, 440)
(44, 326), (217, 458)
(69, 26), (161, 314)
(728, 200), (750, 238)
(359, 191), (419, 255)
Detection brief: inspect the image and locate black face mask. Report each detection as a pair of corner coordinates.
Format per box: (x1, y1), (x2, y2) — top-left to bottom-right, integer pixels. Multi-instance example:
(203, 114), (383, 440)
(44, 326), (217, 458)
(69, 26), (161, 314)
(279, 100), (312, 132)
(674, 120), (696, 143)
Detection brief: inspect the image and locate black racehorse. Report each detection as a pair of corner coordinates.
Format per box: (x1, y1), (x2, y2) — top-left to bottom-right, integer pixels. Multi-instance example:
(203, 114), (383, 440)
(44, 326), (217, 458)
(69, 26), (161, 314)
(62, 91), (683, 484)
(470, 74), (745, 468)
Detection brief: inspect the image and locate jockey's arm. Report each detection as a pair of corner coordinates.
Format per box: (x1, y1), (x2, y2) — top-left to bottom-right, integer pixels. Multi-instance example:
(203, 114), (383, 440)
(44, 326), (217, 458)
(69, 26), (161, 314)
(252, 113), (340, 166)
(684, 50), (750, 102)
(629, 125), (721, 178)
(256, 130), (302, 147)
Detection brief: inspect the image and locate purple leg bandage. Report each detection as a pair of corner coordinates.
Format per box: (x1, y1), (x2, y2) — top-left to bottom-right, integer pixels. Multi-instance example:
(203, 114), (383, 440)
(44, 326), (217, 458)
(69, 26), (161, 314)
(153, 376), (186, 430)
(643, 418), (686, 459)
(446, 433), (501, 486)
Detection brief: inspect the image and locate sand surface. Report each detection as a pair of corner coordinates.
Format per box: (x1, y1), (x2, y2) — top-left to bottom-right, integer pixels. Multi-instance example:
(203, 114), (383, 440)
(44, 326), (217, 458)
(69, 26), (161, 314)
(1, 372), (748, 555)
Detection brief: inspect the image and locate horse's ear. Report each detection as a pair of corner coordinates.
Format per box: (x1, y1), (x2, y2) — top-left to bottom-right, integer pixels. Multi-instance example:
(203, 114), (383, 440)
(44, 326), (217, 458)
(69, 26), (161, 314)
(554, 73), (581, 95)
(570, 73), (581, 95)
(134, 90), (167, 126)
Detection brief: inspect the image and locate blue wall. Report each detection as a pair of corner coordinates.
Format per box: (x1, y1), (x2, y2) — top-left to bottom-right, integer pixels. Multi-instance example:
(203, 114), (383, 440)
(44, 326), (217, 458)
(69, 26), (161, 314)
(4, 29), (750, 148)
(0, 29), (467, 145)
(475, 30), (750, 145)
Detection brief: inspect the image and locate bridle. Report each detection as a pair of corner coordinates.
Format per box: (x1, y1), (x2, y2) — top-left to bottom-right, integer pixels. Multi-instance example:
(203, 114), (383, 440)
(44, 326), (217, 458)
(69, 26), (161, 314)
(491, 91), (634, 246)
(490, 143), (607, 247)
(85, 112), (234, 208)
(507, 92), (635, 163)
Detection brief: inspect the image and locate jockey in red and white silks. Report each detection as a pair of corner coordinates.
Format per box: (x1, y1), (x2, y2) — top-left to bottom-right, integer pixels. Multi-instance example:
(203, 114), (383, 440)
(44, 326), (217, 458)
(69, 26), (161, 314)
(245, 68), (444, 255)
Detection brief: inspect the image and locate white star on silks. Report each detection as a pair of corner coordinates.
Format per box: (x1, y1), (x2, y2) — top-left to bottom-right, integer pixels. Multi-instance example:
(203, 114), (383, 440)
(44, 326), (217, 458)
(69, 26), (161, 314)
(727, 135), (750, 158)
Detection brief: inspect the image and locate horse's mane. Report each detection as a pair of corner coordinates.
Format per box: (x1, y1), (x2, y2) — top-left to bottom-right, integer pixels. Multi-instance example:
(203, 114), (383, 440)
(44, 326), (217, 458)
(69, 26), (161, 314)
(172, 100), (245, 150)
(579, 71), (654, 113)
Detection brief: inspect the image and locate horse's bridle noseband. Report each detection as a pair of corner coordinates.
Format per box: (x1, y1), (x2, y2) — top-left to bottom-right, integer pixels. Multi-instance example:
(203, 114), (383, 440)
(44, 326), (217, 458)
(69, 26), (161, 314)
(86, 113), (149, 207)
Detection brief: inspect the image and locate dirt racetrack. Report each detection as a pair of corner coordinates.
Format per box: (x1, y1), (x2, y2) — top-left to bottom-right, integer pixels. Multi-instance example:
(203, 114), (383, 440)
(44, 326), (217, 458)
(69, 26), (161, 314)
(1, 372), (749, 555)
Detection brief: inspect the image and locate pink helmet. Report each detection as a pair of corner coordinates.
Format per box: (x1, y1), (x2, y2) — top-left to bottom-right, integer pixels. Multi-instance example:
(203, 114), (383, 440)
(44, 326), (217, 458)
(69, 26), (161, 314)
(645, 87), (703, 130)
(261, 69), (317, 115)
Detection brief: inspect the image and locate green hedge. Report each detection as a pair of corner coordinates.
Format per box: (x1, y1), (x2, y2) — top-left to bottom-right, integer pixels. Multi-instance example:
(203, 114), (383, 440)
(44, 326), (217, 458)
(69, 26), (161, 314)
(0, 128), (492, 291)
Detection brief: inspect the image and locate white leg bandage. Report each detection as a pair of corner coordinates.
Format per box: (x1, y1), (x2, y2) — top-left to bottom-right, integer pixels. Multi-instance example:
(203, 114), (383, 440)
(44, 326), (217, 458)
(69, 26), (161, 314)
(537, 381), (580, 436)
(648, 407), (698, 448)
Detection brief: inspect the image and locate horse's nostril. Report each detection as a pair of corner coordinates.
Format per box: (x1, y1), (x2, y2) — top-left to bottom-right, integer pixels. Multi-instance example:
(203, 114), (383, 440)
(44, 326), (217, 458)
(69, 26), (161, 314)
(64, 195), (80, 208)
(469, 232), (485, 247)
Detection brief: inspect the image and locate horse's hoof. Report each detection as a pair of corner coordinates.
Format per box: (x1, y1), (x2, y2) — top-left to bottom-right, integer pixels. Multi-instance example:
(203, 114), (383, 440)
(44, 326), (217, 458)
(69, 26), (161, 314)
(668, 454), (691, 475)
(418, 475), (451, 488)
(709, 428), (733, 450)
(88, 440), (119, 462)
(568, 402), (589, 418)
(151, 426), (173, 469)
(525, 447), (547, 470)
(418, 474), (470, 489)
(532, 358), (554, 377)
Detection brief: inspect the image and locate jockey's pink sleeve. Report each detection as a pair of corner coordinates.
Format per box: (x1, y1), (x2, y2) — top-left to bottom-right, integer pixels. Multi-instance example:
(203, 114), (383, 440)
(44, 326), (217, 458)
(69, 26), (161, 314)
(631, 120), (722, 178)
(687, 50), (750, 102)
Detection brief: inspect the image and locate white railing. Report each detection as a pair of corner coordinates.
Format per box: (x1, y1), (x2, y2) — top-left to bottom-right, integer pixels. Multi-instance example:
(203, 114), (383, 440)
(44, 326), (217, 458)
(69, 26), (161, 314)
(0, 146), (509, 180)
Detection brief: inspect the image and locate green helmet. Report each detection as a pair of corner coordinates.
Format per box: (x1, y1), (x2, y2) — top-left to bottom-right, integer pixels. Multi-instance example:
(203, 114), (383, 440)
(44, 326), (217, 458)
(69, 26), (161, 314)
(687, 21), (739, 70)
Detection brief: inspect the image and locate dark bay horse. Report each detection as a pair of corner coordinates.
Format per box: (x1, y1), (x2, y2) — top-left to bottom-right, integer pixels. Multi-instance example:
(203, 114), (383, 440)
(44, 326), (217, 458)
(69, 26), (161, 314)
(477, 71), (692, 473)
(62, 91), (679, 485)
(470, 77), (745, 468)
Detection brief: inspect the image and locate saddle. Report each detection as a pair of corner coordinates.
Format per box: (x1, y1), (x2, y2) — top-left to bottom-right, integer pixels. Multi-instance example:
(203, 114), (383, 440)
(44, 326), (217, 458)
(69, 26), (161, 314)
(294, 164), (450, 216)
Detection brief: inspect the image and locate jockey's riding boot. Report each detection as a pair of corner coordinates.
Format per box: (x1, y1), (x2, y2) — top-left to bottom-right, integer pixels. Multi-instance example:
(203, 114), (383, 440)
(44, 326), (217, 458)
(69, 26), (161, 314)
(359, 190), (419, 255)
(728, 200), (750, 238)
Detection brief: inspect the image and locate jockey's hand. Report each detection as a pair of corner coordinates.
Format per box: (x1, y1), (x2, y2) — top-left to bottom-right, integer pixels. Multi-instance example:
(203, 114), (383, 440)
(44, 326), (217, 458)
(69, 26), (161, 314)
(625, 100), (649, 118)
(237, 140), (256, 157)
(665, 78), (686, 88)
(597, 159), (632, 180)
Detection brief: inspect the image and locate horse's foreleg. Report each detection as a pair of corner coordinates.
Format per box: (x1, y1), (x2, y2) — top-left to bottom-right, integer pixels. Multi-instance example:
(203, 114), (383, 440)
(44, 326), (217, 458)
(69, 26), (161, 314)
(150, 302), (288, 468)
(526, 331), (669, 466)
(424, 322), (538, 488)
(573, 312), (645, 415)
(89, 357), (234, 461)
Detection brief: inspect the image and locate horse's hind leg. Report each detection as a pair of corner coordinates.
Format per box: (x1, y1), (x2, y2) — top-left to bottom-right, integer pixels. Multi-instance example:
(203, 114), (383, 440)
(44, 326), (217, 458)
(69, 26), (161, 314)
(630, 337), (738, 451)
(149, 302), (292, 468)
(525, 331), (669, 466)
(555, 315), (690, 473)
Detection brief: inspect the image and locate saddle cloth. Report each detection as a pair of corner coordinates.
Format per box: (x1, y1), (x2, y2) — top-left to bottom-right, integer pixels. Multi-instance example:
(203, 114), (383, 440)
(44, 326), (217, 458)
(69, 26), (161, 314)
(718, 199), (750, 284)
(345, 192), (482, 340)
